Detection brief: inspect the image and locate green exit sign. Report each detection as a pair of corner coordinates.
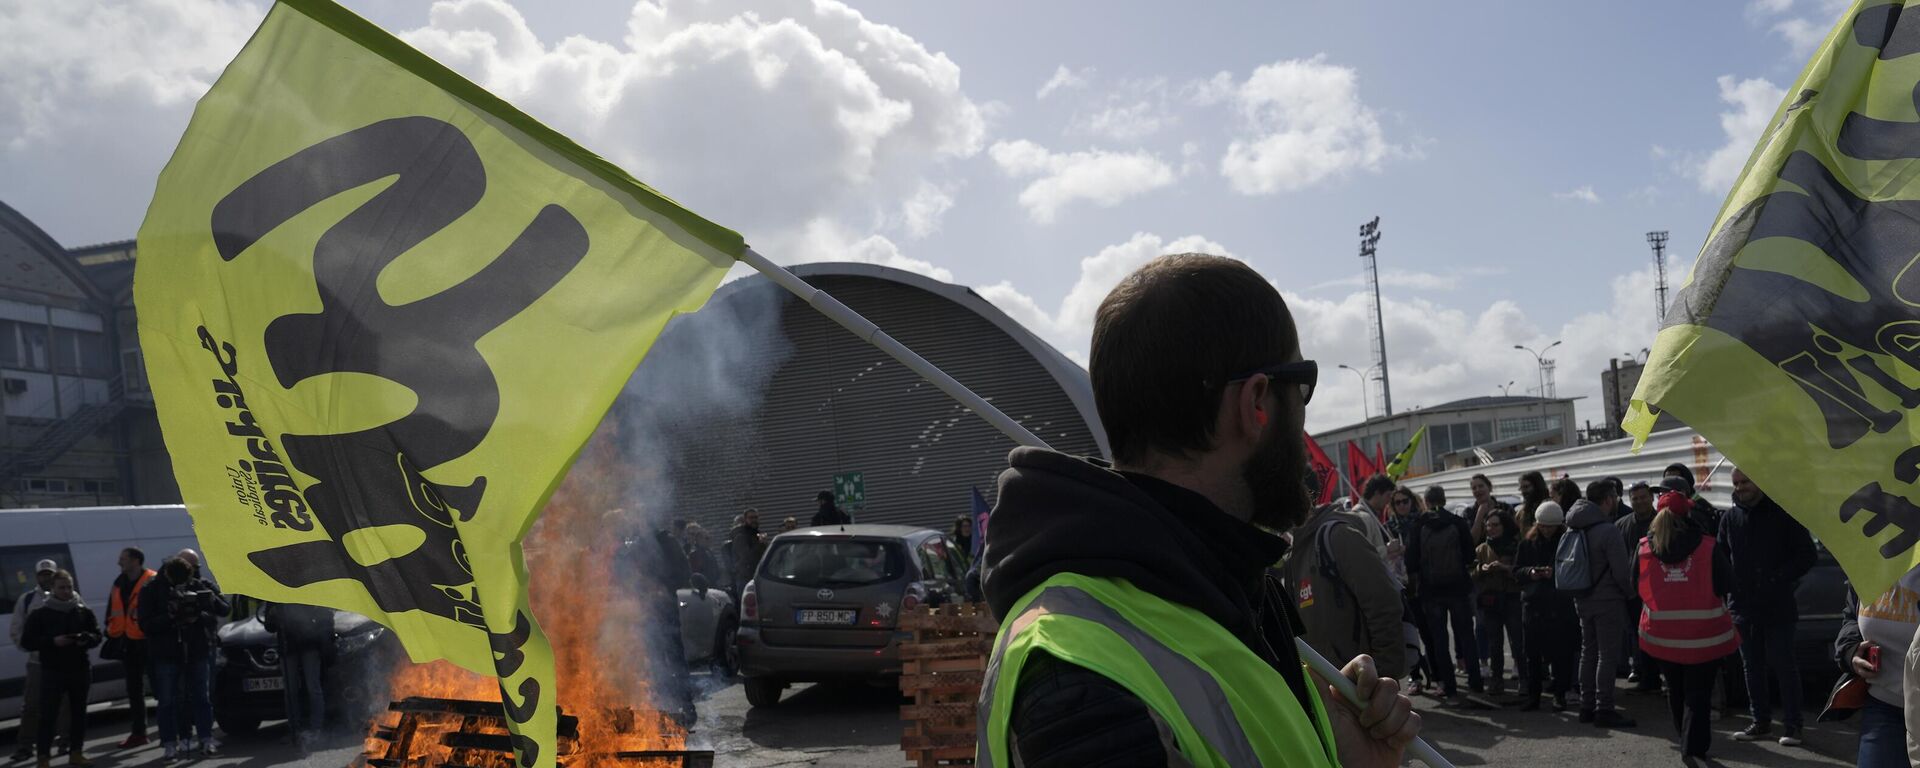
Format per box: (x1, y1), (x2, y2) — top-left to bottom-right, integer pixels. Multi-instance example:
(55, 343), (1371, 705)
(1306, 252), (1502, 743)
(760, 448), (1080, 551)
(834, 471), (865, 508)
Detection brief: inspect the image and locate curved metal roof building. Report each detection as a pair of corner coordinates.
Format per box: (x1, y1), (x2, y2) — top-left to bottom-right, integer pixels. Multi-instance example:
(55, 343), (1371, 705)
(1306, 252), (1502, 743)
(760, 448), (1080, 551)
(618, 262), (1107, 536)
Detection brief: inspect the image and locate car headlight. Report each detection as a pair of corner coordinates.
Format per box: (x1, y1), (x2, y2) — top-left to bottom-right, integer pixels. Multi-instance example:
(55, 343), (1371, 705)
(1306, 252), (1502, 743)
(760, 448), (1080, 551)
(335, 628), (384, 656)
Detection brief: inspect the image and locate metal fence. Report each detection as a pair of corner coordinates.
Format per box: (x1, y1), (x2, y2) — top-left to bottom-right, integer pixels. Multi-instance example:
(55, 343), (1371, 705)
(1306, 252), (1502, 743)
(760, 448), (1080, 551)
(1409, 426), (1733, 511)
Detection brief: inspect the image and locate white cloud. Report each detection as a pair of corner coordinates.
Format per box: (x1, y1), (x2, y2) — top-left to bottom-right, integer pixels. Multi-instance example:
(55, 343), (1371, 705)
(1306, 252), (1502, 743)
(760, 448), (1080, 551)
(1058, 77), (1177, 143)
(1036, 64), (1094, 100)
(976, 232), (1233, 351)
(0, 0), (262, 149)
(1772, 17), (1828, 58)
(899, 181), (956, 239)
(398, 0), (987, 240)
(987, 140), (1175, 223)
(788, 218), (954, 282)
(1691, 75), (1785, 194)
(1185, 71), (1237, 106)
(1287, 265), (1662, 432)
(1748, 0), (1794, 17)
(1074, 100), (1167, 143)
(1553, 185), (1602, 203)
(1309, 267), (1505, 292)
(1215, 55), (1407, 195)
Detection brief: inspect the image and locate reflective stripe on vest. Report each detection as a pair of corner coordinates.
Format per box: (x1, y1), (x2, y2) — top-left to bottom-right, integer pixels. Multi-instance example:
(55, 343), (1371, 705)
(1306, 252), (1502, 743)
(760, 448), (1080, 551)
(1643, 607), (1729, 621)
(1636, 536), (1740, 663)
(977, 574), (1337, 768)
(1638, 626), (1741, 650)
(107, 569), (154, 640)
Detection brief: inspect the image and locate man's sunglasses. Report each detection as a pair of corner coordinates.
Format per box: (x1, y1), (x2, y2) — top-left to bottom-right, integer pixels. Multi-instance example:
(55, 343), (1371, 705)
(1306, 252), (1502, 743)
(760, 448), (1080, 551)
(1223, 360), (1318, 405)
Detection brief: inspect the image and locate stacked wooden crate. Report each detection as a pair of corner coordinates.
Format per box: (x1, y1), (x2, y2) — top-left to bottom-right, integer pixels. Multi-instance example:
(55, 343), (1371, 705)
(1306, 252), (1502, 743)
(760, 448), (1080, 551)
(898, 603), (998, 767)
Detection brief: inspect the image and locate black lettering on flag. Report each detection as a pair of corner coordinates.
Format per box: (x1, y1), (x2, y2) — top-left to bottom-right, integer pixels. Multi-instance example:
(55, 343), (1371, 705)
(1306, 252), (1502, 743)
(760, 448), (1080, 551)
(208, 116), (589, 627)
(1838, 482), (1920, 559)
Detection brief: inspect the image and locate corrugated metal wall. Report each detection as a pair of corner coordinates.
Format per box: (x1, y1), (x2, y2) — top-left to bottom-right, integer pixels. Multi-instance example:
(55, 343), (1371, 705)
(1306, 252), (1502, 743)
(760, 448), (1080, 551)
(621, 269), (1104, 538)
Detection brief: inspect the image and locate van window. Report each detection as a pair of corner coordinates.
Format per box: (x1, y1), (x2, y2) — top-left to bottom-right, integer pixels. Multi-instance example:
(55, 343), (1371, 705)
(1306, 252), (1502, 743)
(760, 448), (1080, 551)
(761, 539), (905, 588)
(0, 545), (74, 606)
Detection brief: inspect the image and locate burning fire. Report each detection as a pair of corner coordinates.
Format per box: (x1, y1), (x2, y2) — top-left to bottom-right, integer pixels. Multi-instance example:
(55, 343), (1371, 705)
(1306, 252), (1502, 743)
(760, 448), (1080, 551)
(366, 427), (691, 767)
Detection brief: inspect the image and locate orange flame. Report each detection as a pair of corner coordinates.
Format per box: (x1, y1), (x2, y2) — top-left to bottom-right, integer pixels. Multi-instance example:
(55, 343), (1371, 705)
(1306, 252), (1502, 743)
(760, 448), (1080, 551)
(367, 423), (689, 766)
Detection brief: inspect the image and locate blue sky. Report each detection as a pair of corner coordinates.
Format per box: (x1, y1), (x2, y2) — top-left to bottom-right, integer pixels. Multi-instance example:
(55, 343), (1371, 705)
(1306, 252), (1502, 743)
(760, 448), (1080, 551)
(0, 0), (1851, 432)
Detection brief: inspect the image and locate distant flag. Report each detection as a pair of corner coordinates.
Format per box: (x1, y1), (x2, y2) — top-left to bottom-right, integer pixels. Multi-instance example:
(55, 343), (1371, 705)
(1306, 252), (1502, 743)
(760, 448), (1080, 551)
(1303, 433), (1340, 505)
(970, 487), (991, 561)
(1385, 426), (1428, 481)
(133, 1), (741, 765)
(1373, 443), (1387, 475)
(1346, 441), (1382, 499)
(1626, 0), (1920, 604)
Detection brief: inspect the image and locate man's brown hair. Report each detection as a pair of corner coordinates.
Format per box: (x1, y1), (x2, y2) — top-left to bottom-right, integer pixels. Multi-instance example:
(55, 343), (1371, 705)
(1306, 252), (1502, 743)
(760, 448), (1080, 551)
(1091, 254), (1298, 465)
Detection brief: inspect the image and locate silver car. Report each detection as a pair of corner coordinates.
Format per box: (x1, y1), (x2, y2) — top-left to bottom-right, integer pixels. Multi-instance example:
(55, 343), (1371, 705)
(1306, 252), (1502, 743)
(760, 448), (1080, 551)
(735, 525), (969, 707)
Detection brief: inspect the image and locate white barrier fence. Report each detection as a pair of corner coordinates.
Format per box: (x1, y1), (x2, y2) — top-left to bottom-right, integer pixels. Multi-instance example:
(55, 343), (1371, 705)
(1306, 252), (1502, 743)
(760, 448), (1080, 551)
(1406, 427), (1734, 511)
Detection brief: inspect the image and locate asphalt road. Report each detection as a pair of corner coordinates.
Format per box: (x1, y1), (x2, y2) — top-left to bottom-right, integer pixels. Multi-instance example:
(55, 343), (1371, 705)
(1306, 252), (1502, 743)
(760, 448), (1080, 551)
(1, 676), (1868, 767)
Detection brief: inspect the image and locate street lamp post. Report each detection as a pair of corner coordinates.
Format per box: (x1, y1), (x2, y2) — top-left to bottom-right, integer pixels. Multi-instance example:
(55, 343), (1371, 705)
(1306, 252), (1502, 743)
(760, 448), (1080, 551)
(1513, 341), (1562, 398)
(1338, 364), (1373, 421)
(1497, 380), (1515, 397)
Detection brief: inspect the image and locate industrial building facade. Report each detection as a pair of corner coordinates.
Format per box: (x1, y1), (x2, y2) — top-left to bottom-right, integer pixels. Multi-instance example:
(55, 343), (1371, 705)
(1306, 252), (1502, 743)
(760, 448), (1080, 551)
(1310, 395), (1579, 481)
(624, 263), (1108, 536)
(0, 202), (175, 508)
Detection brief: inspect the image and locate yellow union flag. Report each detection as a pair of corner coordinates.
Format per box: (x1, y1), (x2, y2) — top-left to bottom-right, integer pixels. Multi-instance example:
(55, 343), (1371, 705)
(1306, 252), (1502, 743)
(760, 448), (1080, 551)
(1627, 0), (1920, 605)
(134, 1), (740, 764)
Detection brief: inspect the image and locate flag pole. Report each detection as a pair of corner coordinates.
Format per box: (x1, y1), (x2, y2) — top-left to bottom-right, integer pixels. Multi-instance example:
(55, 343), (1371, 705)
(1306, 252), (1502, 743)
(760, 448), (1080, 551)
(738, 246), (1454, 768)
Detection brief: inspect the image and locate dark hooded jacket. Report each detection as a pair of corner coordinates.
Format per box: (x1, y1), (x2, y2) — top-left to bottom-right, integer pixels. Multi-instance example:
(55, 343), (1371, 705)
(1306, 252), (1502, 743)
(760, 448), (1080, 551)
(1565, 499), (1633, 603)
(981, 448), (1318, 767)
(1717, 495), (1817, 623)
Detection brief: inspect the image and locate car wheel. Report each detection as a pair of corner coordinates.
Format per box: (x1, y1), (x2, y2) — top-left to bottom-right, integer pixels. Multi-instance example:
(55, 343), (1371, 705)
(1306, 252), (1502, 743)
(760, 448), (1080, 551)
(711, 616), (740, 680)
(216, 711), (262, 738)
(743, 677), (784, 708)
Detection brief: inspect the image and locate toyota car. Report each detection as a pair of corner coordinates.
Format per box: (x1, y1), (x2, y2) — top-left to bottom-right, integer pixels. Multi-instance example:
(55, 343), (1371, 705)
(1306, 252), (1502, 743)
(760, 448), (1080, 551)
(735, 525), (968, 707)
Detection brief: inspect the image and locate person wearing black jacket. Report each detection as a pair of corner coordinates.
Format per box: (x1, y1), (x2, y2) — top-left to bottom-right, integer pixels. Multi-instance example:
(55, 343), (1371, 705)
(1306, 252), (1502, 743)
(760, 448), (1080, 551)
(138, 557), (230, 761)
(1720, 468), (1818, 746)
(810, 491), (852, 527)
(1618, 481), (1662, 692)
(1404, 493), (1479, 697)
(979, 253), (1417, 767)
(1516, 501), (1577, 712)
(20, 570), (99, 768)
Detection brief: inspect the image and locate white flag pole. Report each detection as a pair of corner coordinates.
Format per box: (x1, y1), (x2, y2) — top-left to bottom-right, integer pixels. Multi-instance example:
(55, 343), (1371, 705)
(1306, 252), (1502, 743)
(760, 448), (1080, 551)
(738, 246), (1453, 768)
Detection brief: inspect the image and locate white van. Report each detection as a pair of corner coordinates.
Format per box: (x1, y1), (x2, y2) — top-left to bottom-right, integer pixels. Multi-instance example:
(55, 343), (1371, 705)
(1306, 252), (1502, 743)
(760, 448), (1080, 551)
(1, 505), (199, 723)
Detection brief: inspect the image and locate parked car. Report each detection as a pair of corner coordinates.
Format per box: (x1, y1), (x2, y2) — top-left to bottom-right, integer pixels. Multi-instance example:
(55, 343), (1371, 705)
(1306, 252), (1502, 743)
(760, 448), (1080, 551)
(679, 574), (738, 677)
(735, 525), (967, 707)
(212, 607), (403, 735)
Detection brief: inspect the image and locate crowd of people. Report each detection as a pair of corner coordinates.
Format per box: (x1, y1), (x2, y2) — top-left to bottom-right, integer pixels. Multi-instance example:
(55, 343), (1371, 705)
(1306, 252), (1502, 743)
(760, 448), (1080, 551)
(9, 548), (231, 767)
(1288, 462), (1920, 764)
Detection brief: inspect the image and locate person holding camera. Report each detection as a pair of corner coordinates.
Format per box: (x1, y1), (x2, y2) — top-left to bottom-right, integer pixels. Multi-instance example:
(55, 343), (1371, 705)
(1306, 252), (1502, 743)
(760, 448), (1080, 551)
(20, 569), (100, 768)
(138, 556), (230, 761)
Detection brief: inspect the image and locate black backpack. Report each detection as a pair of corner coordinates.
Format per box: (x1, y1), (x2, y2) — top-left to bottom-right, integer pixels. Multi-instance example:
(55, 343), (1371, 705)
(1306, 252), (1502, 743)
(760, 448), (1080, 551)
(1418, 518), (1468, 590)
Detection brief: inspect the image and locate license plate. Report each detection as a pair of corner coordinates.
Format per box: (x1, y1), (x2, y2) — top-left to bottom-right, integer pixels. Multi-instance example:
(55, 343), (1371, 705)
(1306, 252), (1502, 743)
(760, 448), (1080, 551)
(243, 677), (285, 692)
(795, 609), (856, 625)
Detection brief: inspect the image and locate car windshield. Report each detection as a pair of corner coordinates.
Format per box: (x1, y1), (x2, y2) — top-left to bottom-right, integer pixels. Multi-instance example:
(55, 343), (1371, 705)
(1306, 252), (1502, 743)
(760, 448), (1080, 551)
(761, 539), (905, 588)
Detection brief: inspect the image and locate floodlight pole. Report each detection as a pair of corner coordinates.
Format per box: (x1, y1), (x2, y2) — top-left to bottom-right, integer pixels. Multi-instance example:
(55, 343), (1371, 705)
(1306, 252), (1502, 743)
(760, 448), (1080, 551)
(736, 246), (1454, 768)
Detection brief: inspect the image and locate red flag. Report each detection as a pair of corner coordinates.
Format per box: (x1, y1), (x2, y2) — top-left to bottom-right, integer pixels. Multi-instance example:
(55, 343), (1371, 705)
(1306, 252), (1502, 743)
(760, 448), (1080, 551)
(1373, 444), (1386, 474)
(1303, 433), (1339, 505)
(1346, 440), (1382, 499)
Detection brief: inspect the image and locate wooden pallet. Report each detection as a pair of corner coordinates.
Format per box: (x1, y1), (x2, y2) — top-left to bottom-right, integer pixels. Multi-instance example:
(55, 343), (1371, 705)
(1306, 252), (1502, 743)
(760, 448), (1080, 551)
(898, 603), (998, 767)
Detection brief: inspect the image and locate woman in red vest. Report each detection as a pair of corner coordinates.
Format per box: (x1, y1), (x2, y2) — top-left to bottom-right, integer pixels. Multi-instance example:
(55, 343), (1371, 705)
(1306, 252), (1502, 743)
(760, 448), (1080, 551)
(1635, 492), (1738, 759)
